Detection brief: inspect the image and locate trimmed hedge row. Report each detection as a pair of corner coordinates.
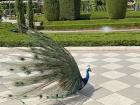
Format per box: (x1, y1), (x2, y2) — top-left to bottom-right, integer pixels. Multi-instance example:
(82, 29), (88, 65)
(49, 32), (140, 46)
(106, 0), (127, 19)
(44, 0), (81, 21)
(44, 0), (60, 21)
(27, 0), (34, 28)
(59, 0), (81, 20)
(43, 22), (140, 30)
(15, 0), (26, 32)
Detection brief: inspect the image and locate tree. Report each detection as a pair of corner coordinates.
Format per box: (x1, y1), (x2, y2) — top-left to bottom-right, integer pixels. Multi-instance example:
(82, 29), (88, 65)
(44, 0), (60, 21)
(15, 0), (26, 33)
(27, 0), (34, 28)
(106, 0), (128, 19)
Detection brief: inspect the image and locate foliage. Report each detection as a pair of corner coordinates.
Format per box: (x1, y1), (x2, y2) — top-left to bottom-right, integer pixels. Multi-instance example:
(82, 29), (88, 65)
(59, 0), (81, 20)
(49, 32), (140, 46)
(93, 0), (106, 11)
(44, 0), (60, 21)
(0, 23), (31, 47)
(27, 0), (34, 28)
(15, 0), (26, 32)
(0, 3), (3, 19)
(106, 0), (128, 19)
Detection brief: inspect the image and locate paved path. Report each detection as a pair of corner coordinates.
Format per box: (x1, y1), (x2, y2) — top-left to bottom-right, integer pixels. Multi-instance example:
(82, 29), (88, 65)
(0, 48), (140, 105)
(40, 29), (140, 33)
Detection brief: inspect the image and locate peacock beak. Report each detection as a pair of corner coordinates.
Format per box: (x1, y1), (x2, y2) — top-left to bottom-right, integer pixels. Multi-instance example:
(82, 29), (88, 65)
(87, 65), (93, 72)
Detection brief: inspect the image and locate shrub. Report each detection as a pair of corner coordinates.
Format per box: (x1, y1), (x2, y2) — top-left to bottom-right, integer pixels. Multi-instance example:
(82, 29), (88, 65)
(106, 0), (127, 19)
(0, 4), (3, 19)
(15, 0), (26, 32)
(59, 0), (81, 20)
(44, 0), (60, 21)
(93, 0), (106, 11)
(27, 0), (34, 28)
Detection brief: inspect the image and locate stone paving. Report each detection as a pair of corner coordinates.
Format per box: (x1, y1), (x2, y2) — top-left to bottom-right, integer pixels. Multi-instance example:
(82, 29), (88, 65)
(0, 48), (140, 105)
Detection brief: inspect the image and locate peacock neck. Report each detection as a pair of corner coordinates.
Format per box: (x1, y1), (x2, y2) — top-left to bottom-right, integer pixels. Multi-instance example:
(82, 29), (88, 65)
(83, 69), (90, 85)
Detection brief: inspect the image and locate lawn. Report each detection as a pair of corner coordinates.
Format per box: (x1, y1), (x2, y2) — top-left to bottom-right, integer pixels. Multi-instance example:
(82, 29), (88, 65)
(0, 23), (31, 46)
(0, 22), (140, 47)
(35, 11), (140, 30)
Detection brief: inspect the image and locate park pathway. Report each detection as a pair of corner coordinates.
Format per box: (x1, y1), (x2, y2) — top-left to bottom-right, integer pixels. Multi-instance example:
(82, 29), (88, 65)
(40, 28), (140, 34)
(0, 47), (140, 105)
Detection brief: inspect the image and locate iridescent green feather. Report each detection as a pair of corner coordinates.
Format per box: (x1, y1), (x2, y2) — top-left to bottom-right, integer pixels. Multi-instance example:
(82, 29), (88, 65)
(3, 30), (84, 101)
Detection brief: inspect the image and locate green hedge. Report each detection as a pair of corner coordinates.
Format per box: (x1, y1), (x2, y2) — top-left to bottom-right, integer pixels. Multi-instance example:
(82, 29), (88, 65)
(106, 0), (127, 19)
(27, 0), (34, 28)
(48, 32), (140, 46)
(0, 32), (140, 47)
(35, 11), (140, 30)
(15, 0), (26, 32)
(43, 22), (140, 30)
(0, 4), (3, 19)
(59, 0), (81, 20)
(44, 0), (60, 21)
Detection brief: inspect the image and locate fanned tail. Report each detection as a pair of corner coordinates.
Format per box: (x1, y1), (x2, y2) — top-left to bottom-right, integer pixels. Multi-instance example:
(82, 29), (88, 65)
(0, 29), (84, 105)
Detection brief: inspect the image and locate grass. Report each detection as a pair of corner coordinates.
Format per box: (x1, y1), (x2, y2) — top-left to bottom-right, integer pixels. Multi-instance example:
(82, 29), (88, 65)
(35, 10), (140, 30)
(48, 32), (140, 46)
(0, 23), (32, 46)
(0, 22), (140, 47)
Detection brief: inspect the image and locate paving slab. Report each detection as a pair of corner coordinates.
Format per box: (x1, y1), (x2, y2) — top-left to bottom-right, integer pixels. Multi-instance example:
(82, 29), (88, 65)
(0, 48), (140, 105)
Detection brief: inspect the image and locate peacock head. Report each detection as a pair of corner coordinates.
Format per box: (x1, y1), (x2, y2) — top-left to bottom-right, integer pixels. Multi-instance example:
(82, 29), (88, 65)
(86, 65), (93, 72)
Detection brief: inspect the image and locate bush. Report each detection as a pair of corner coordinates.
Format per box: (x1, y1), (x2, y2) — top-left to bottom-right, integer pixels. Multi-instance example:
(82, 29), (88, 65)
(59, 0), (81, 20)
(49, 32), (140, 46)
(15, 0), (26, 33)
(44, 0), (60, 21)
(94, 0), (106, 11)
(106, 0), (127, 19)
(0, 4), (3, 19)
(27, 0), (34, 28)
(0, 14), (1, 20)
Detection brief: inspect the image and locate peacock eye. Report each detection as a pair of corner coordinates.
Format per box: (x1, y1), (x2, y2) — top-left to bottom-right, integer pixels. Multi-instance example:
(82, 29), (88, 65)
(46, 96), (49, 99)
(22, 66), (27, 70)
(20, 57), (25, 61)
(39, 94), (43, 99)
(40, 70), (44, 73)
(24, 70), (31, 75)
(14, 82), (24, 86)
(9, 68), (14, 71)
(34, 55), (39, 59)
(8, 94), (13, 97)
(23, 95), (27, 98)
(33, 79), (38, 83)
(56, 94), (58, 98)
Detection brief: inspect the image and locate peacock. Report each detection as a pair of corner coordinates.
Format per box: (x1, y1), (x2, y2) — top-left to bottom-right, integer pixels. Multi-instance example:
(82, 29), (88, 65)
(0, 30), (93, 105)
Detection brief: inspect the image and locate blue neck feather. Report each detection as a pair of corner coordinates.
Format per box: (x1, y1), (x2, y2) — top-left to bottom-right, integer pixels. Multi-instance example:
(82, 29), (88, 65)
(83, 69), (90, 85)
